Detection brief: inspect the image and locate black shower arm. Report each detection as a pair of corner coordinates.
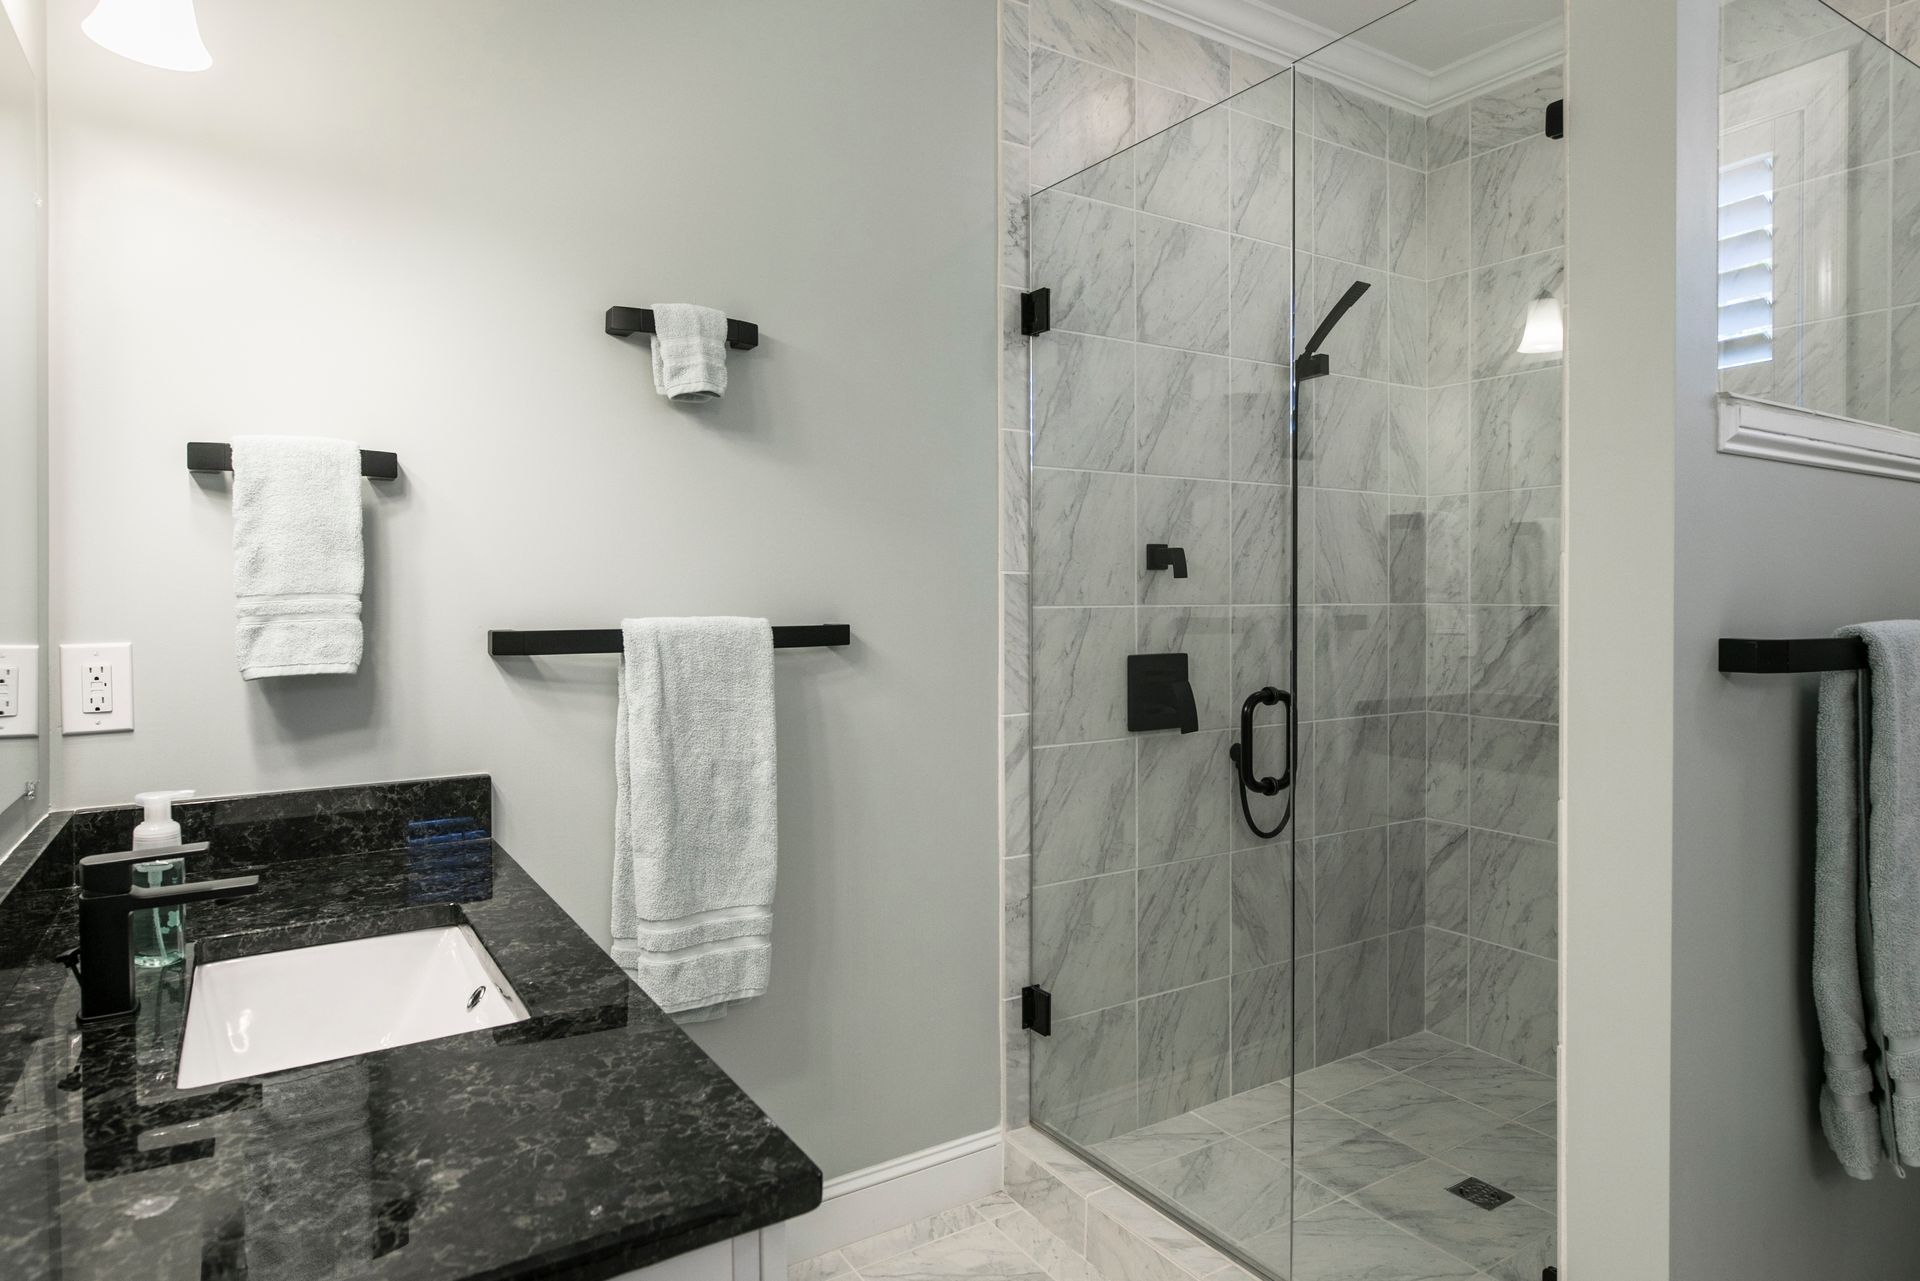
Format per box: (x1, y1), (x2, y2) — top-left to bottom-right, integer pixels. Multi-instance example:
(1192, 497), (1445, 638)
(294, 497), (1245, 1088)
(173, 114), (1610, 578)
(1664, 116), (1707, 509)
(1295, 279), (1373, 381)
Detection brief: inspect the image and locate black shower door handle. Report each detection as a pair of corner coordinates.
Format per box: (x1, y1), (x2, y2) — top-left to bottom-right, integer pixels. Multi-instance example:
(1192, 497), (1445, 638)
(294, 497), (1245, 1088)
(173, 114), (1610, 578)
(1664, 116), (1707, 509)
(1230, 687), (1291, 796)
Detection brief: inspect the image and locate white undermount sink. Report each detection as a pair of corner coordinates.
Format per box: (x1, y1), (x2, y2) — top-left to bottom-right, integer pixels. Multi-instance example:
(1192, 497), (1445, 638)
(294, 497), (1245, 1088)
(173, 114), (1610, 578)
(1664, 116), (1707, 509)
(176, 924), (528, 1089)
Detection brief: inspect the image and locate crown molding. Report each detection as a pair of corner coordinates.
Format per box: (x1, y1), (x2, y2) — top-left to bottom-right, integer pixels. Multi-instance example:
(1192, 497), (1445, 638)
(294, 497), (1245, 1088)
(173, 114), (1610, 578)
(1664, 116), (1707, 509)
(1117, 0), (1562, 114)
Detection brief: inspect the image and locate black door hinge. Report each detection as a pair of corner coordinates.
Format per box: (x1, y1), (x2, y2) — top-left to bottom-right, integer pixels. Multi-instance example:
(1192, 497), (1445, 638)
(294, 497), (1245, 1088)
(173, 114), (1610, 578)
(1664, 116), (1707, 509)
(1021, 984), (1052, 1036)
(1545, 99), (1564, 140)
(1543, 1267), (1558, 1281)
(1021, 288), (1051, 336)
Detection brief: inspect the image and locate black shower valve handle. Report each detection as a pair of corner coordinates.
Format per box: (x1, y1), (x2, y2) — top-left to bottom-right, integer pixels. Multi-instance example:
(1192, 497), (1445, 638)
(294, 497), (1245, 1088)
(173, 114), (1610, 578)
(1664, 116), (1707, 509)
(1145, 544), (1188, 579)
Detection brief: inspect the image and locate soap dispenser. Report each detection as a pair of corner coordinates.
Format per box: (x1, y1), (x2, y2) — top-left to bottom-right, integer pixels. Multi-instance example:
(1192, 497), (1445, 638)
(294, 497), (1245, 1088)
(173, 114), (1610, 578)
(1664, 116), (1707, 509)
(130, 789), (193, 968)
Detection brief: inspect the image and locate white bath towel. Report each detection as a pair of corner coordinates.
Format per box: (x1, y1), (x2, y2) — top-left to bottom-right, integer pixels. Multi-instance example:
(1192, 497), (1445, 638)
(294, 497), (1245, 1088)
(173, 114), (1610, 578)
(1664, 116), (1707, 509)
(611, 617), (776, 1017)
(649, 303), (729, 402)
(230, 436), (364, 680)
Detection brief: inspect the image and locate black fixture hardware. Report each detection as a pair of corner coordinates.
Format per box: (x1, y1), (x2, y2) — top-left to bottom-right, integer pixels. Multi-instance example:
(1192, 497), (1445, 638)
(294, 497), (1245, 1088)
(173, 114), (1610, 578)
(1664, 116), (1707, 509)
(1021, 288), (1051, 336)
(1543, 1269), (1558, 1281)
(1295, 280), (1372, 382)
(1718, 636), (1866, 673)
(1545, 99), (1565, 140)
(73, 841), (261, 1024)
(188, 442), (399, 481)
(1128, 653), (1199, 734)
(488, 624), (851, 657)
(1021, 984), (1052, 1037)
(605, 306), (759, 350)
(1145, 543), (1188, 578)
(1231, 686), (1294, 840)
(1447, 1176), (1515, 1211)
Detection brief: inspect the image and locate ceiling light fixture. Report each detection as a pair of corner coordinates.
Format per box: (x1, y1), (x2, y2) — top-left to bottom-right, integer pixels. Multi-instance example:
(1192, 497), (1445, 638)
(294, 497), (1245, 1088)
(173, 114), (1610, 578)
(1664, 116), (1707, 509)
(82, 0), (211, 72)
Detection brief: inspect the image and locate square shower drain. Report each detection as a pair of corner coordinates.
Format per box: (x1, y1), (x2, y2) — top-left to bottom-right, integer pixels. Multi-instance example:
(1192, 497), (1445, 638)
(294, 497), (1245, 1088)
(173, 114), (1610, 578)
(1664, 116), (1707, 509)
(1447, 1176), (1515, 1210)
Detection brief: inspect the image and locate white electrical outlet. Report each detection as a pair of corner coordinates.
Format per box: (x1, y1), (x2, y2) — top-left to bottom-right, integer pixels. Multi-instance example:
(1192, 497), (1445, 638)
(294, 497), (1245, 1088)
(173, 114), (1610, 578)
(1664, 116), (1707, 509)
(0, 645), (38, 738)
(61, 642), (133, 735)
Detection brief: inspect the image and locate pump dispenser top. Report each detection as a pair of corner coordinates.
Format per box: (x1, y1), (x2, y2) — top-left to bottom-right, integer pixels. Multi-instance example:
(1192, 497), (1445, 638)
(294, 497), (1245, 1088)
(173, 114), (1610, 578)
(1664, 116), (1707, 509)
(132, 789), (195, 851)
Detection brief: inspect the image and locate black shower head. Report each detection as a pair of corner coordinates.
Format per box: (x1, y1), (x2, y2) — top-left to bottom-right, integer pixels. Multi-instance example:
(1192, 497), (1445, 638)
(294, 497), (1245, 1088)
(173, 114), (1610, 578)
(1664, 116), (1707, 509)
(1296, 279), (1372, 381)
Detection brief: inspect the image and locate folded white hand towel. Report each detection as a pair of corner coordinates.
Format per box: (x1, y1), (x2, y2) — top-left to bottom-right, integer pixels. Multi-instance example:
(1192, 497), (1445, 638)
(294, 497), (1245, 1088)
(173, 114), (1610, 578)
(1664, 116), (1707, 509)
(611, 617), (776, 1017)
(649, 303), (729, 401)
(230, 436), (364, 680)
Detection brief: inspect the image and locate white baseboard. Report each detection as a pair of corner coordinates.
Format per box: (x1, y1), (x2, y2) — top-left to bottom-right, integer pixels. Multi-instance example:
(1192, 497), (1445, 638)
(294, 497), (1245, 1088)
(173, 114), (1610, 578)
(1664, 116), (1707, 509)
(783, 1129), (1003, 1261)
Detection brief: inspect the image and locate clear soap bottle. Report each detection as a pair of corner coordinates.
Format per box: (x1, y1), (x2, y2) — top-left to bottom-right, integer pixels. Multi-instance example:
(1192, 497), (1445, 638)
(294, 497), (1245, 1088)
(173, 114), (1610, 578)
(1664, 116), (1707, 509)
(130, 788), (193, 968)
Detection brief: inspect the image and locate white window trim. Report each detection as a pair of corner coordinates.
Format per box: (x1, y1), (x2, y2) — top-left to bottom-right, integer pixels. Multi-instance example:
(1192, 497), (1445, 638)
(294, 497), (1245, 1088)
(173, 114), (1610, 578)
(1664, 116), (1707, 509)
(1718, 393), (1920, 482)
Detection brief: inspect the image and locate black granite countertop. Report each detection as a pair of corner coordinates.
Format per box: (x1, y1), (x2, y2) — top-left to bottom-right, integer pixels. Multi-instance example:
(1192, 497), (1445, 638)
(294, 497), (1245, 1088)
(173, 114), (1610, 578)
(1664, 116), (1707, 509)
(0, 777), (822, 1281)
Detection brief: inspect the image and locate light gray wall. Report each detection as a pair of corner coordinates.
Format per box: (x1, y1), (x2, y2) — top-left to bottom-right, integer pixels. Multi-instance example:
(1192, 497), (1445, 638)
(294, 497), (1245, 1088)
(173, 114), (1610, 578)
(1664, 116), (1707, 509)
(47, 0), (998, 1177)
(1671, 411), (1920, 1270)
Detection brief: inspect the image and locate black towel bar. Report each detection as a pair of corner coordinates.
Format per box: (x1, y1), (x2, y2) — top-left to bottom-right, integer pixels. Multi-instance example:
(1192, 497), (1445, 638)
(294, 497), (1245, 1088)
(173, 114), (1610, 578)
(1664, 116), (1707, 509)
(489, 625), (848, 657)
(187, 442), (399, 480)
(605, 307), (759, 350)
(1718, 637), (1868, 673)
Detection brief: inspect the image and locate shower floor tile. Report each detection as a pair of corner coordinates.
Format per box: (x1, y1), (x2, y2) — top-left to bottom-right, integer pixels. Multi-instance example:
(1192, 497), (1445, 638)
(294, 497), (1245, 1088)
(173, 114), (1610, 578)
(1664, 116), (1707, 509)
(1086, 1037), (1555, 1281)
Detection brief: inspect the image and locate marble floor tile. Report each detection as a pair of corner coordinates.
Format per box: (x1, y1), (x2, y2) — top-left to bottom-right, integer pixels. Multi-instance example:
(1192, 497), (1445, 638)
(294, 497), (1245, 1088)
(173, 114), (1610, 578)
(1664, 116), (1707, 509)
(1093, 1111), (1229, 1172)
(1194, 1079), (1298, 1134)
(972, 1192), (1023, 1223)
(1515, 1099), (1555, 1137)
(790, 1249), (853, 1281)
(1442, 1122), (1556, 1210)
(1284, 1199), (1482, 1281)
(1328, 1075), (1506, 1155)
(844, 1207), (984, 1270)
(1291, 1052), (1397, 1103)
(1351, 1159), (1554, 1273)
(1405, 1048), (1554, 1121)
(859, 1222), (1054, 1281)
(1134, 1138), (1339, 1242)
(1008, 1125), (1117, 1196)
(1086, 1183), (1235, 1279)
(1243, 1104), (1426, 1195)
(994, 1205), (1107, 1281)
(1366, 1030), (1463, 1073)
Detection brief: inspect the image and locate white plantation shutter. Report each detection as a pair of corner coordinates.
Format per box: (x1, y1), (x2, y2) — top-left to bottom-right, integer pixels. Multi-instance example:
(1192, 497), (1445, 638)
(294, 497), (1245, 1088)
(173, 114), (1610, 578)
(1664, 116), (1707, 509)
(1719, 154), (1775, 370)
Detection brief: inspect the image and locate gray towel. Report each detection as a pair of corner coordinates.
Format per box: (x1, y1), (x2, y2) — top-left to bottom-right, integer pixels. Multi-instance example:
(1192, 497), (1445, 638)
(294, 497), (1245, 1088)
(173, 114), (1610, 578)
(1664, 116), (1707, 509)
(1817, 620), (1920, 1176)
(230, 436), (364, 679)
(649, 303), (729, 402)
(610, 617), (776, 1017)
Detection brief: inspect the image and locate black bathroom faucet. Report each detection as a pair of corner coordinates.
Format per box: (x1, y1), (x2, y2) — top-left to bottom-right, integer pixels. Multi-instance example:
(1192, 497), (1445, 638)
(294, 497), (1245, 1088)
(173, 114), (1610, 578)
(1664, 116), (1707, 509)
(73, 841), (260, 1024)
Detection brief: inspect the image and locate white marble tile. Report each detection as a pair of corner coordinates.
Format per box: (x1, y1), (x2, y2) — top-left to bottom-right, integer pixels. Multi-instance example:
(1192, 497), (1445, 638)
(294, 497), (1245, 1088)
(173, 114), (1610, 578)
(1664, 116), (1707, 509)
(1312, 939), (1391, 1063)
(1227, 360), (1289, 485)
(1230, 482), (1293, 606)
(1259, 1104), (1426, 1195)
(1136, 94), (1230, 230)
(1893, 305), (1920, 433)
(1426, 715), (1470, 828)
(1139, 477), (1231, 607)
(1312, 604), (1392, 720)
(1389, 386), (1427, 497)
(1408, 1047), (1556, 1120)
(1314, 139), (1391, 269)
(1135, 81), (1206, 138)
(1311, 826), (1390, 949)
(1427, 162), (1469, 278)
(1230, 56), (1291, 127)
(1469, 605), (1557, 723)
(1139, 347), (1230, 480)
(1368, 1029), (1464, 1073)
(1004, 426), (1032, 574)
(1329, 1075), (1506, 1156)
(1893, 153), (1920, 308)
(1229, 606), (1303, 735)
(1092, 1111), (1227, 1172)
(1004, 142), (1031, 287)
(1231, 843), (1303, 973)
(1470, 487), (1559, 606)
(1389, 507), (1426, 610)
(1034, 333), (1134, 471)
(1031, 191), (1135, 339)
(1516, 1098), (1556, 1138)
(1425, 821), (1469, 933)
(1194, 1077), (1297, 1134)
(1350, 1159), (1553, 1273)
(1031, 48), (1135, 194)
(1135, 1138), (1337, 1242)
(1426, 927), (1469, 1042)
(1428, 274), (1471, 386)
(1800, 160), (1890, 322)
(1313, 78), (1389, 156)
(1228, 111), (1293, 247)
(1033, 871), (1136, 1016)
(1803, 311), (1890, 423)
(844, 1207), (984, 1271)
(1428, 102), (1470, 169)
(1389, 163), (1427, 279)
(1138, 729), (1234, 865)
(1003, 1), (1031, 148)
(1427, 384), (1469, 495)
(1139, 979), (1232, 1123)
(1472, 369), (1562, 493)
(972, 1192), (1023, 1225)
(860, 1222), (1054, 1281)
(1470, 135), (1565, 267)
(1313, 489), (1389, 606)
(995, 1208), (1104, 1281)
(1006, 579), (1032, 717)
(1286, 1199), (1481, 1281)
(1030, 0), (1134, 73)
(1469, 942), (1558, 1075)
(1228, 962), (1306, 1092)
(1033, 739), (1136, 884)
(1389, 108), (1427, 170)
(1008, 1124), (1117, 1194)
(1444, 1122), (1557, 1212)
(1086, 1183), (1234, 1279)
(1228, 236), (1294, 364)
(1469, 66), (1562, 155)
(1033, 606), (1133, 744)
(1033, 1004), (1142, 1145)
(1007, 854), (1031, 997)
(1387, 820), (1426, 933)
(1426, 603), (1470, 715)
(1311, 715), (1392, 836)
(1033, 467), (1135, 607)
(1006, 999), (1032, 1129)
(1469, 250), (1563, 381)
(1299, 374), (1389, 492)
(790, 1249), (853, 1281)
(1135, 12), (1230, 101)
(1139, 854), (1232, 993)
(1139, 215), (1231, 354)
(1391, 275), (1429, 388)
(1469, 717), (1558, 842)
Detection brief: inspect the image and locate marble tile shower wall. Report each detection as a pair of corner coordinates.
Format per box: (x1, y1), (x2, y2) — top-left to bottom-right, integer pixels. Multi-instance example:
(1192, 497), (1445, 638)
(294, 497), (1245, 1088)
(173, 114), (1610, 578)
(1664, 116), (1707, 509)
(1416, 64), (1564, 1080)
(1718, 0), (1920, 430)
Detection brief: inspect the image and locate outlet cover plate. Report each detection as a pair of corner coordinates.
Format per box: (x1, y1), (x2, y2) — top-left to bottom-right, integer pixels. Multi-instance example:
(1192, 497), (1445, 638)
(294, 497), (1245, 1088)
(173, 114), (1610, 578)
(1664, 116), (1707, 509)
(61, 642), (133, 735)
(0, 644), (39, 738)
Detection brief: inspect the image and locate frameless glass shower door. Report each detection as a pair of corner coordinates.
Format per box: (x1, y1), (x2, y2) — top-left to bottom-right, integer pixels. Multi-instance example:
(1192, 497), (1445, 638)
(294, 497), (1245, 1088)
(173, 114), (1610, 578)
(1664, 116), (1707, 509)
(1024, 1), (1565, 1275)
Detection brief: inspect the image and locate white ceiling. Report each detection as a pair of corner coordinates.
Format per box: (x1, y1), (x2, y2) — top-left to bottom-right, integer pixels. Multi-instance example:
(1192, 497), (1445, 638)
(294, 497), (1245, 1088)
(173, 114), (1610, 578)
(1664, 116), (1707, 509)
(1252, 0), (1561, 73)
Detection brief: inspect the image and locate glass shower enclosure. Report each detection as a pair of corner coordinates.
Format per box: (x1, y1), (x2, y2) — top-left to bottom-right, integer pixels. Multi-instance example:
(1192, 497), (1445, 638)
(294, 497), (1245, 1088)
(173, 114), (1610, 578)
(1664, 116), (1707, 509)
(1022, 1), (1565, 1277)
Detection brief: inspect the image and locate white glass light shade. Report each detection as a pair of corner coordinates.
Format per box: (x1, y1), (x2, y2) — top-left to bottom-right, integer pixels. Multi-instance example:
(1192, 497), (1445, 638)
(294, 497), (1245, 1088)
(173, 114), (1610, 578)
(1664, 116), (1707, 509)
(82, 0), (212, 72)
(1517, 294), (1564, 355)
